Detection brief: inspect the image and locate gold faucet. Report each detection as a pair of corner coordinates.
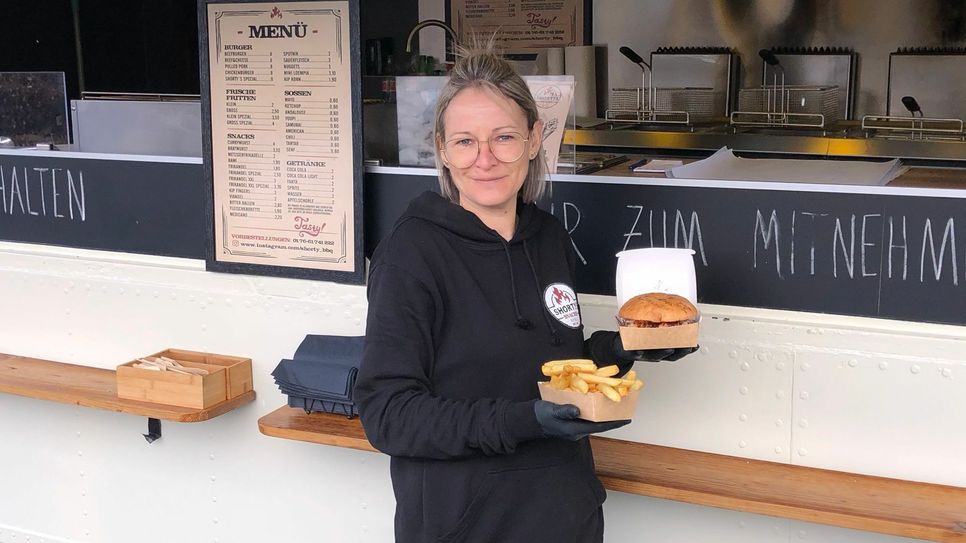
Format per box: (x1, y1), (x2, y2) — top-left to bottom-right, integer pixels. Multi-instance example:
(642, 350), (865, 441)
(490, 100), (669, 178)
(405, 19), (458, 55)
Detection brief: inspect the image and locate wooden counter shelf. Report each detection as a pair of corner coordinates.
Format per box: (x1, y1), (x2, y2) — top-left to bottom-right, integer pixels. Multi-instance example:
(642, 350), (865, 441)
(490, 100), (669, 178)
(0, 353), (255, 424)
(258, 406), (966, 542)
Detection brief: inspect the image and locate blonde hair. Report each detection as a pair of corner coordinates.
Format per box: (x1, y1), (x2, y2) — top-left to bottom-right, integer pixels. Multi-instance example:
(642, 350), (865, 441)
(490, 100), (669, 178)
(433, 35), (547, 204)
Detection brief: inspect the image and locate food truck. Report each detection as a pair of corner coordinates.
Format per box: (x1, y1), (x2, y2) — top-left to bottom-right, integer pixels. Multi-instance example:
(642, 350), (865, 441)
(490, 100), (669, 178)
(1, 1), (963, 542)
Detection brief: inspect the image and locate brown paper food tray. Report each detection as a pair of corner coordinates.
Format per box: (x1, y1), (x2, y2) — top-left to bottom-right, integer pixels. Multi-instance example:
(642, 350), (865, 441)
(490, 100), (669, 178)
(537, 381), (639, 422)
(116, 349), (253, 409)
(619, 321), (699, 350)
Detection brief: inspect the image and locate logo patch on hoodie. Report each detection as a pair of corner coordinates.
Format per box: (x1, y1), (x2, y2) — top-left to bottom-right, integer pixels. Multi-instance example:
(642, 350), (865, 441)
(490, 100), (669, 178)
(544, 283), (580, 328)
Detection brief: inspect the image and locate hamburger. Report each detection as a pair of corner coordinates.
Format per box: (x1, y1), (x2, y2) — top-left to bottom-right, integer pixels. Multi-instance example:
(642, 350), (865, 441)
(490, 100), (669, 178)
(616, 292), (698, 328)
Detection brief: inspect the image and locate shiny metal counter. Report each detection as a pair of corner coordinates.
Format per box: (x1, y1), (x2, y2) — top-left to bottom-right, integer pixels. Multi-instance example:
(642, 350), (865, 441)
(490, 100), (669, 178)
(367, 162), (966, 199)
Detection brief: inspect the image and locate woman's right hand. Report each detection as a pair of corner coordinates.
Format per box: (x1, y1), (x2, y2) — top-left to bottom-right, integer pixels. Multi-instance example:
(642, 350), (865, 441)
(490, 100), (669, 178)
(533, 400), (630, 441)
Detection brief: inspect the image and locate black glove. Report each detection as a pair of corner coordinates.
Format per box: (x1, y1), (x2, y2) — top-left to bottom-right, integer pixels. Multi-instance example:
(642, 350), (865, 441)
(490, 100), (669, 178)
(533, 400), (630, 441)
(612, 333), (698, 363)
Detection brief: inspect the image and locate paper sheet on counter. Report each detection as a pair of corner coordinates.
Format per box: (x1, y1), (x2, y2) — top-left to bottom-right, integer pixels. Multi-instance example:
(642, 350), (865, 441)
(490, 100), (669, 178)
(668, 147), (907, 186)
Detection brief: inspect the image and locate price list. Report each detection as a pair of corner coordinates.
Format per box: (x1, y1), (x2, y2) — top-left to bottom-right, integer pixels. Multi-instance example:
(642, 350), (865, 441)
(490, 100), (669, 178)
(207, 1), (355, 272)
(450, 0), (582, 48)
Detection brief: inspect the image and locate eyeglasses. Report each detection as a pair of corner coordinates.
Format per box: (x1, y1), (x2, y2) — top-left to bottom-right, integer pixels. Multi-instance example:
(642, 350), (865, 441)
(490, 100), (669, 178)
(441, 131), (530, 169)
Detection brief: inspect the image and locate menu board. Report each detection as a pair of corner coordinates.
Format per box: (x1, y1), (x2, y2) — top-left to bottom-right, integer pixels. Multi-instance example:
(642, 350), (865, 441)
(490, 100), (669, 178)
(450, 0), (585, 49)
(199, 0), (362, 282)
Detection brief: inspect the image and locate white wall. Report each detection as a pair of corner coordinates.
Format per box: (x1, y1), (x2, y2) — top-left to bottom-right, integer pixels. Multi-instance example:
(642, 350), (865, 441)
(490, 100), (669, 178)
(1, 241), (963, 543)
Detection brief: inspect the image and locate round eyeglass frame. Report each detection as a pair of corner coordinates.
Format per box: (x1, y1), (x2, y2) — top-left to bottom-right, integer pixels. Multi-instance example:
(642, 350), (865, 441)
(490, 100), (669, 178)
(441, 132), (531, 168)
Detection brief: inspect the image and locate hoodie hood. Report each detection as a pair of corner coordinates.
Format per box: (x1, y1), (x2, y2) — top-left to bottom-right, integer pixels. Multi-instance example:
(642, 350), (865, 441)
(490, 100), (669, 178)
(401, 191), (544, 245)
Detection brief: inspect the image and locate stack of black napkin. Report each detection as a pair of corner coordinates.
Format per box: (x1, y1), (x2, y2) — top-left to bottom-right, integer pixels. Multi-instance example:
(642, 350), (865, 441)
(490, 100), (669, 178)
(271, 335), (363, 417)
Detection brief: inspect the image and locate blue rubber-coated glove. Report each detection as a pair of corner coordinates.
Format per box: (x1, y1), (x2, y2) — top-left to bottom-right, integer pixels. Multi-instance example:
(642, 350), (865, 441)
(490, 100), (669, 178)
(534, 400), (631, 441)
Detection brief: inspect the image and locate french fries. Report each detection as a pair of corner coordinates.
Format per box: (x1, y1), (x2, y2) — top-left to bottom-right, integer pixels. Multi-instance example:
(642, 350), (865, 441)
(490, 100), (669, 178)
(540, 359), (644, 402)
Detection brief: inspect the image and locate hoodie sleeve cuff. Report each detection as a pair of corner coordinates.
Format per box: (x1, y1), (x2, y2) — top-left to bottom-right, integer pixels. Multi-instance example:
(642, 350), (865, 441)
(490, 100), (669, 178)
(504, 399), (545, 444)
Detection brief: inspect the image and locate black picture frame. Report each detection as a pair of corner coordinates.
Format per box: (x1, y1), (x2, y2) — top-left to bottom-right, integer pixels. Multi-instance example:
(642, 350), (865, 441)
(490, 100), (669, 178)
(197, 0), (364, 284)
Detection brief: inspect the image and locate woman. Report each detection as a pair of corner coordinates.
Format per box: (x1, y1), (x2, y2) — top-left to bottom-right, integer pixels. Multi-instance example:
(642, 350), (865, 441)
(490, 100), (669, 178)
(355, 40), (694, 543)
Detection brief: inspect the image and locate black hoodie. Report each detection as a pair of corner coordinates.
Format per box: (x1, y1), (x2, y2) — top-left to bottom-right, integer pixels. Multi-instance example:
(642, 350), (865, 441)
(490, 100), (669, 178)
(355, 191), (614, 543)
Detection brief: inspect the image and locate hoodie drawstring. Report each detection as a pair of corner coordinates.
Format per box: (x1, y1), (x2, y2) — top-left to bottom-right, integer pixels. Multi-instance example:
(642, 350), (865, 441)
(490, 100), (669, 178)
(523, 240), (563, 346)
(501, 241), (533, 330)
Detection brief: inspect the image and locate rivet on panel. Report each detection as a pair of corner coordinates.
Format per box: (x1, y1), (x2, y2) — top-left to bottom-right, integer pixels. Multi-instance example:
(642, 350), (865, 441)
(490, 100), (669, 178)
(941, 368), (952, 378)
(201, 324), (208, 332)
(738, 440), (747, 448)
(797, 448), (808, 456)
(848, 358), (858, 368)
(212, 496), (217, 502)
(739, 413), (748, 422)
(911, 364), (921, 374)
(775, 419), (783, 428)
(210, 475), (216, 482)
(728, 349), (738, 359)
(209, 454), (215, 460)
(774, 446), (783, 454)
(879, 361), (889, 371)
(800, 362), (810, 372)
(213, 518), (219, 525)
(740, 362), (750, 371)
(756, 352), (772, 362)
(799, 419), (809, 428)
(739, 386), (749, 395)
(800, 391), (810, 400)
(700, 345), (709, 354)
(797, 529), (807, 539)
(806, 327), (820, 335)
(775, 361), (785, 371)
(775, 390), (785, 399)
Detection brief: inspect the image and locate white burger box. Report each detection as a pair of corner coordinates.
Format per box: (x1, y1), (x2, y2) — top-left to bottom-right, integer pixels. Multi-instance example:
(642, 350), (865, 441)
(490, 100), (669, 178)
(537, 381), (641, 422)
(615, 248), (701, 350)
